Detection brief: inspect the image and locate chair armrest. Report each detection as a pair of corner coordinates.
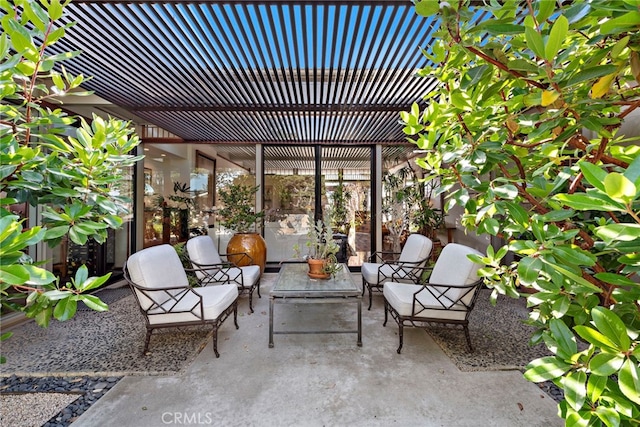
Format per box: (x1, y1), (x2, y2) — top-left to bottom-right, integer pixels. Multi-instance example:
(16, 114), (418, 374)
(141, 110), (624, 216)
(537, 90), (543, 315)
(188, 261), (244, 286)
(125, 279), (206, 318)
(220, 251), (254, 265)
(380, 261), (432, 284)
(368, 251), (401, 263)
(411, 279), (483, 314)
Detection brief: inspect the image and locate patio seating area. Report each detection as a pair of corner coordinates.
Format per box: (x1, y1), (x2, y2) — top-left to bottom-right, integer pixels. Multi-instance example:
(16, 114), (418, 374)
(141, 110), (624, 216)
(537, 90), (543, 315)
(1, 272), (560, 426)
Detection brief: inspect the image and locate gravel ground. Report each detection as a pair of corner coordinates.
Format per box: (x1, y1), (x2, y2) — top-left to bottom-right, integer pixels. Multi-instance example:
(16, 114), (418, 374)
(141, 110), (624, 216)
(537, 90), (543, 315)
(0, 375), (121, 427)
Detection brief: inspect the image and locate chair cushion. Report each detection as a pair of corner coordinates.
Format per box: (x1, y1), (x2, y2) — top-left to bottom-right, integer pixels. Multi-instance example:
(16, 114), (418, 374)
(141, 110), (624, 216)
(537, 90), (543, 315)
(398, 234), (433, 263)
(430, 243), (482, 302)
(126, 244), (189, 310)
(239, 265), (260, 287)
(186, 236), (223, 276)
(383, 282), (468, 321)
(147, 284), (238, 325)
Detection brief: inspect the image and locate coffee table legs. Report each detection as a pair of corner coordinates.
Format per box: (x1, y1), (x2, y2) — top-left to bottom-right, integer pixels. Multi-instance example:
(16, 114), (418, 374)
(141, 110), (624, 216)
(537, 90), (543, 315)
(269, 296), (274, 348)
(357, 298), (362, 347)
(269, 297), (362, 348)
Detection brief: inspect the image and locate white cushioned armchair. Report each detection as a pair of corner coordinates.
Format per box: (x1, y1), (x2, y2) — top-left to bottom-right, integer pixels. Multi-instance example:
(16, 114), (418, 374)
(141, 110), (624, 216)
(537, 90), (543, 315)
(186, 236), (261, 313)
(361, 234), (433, 310)
(383, 243), (484, 354)
(123, 244), (239, 358)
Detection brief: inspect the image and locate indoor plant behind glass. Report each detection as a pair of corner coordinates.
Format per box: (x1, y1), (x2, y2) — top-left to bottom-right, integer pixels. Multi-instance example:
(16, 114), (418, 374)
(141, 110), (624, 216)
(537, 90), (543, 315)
(295, 219), (343, 279)
(217, 183), (267, 274)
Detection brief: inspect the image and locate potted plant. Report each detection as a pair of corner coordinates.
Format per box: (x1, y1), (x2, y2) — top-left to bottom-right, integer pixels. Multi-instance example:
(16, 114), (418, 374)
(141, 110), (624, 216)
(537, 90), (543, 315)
(217, 183), (267, 273)
(295, 219), (343, 279)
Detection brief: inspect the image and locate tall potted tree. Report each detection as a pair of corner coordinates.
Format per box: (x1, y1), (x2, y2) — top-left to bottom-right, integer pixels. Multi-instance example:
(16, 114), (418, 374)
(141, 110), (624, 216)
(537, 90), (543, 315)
(218, 183), (267, 274)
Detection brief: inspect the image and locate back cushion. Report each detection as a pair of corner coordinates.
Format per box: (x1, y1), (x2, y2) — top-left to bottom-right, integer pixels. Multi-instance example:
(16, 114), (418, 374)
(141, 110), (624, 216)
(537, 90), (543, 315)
(430, 243), (482, 286)
(429, 243), (483, 304)
(186, 236), (223, 266)
(399, 234), (433, 264)
(126, 244), (189, 310)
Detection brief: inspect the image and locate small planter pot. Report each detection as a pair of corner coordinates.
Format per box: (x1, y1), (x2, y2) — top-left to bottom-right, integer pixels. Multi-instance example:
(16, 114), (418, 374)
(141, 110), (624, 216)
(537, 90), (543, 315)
(307, 258), (330, 279)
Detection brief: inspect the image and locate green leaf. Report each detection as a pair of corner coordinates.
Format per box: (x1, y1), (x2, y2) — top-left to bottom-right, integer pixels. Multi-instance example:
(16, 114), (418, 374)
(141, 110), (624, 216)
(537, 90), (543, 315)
(595, 406), (620, 427)
(600, 11), (640, 35)
(493, 184), (518, 199)
(74, 264), (89, 286)
(545, 15), (568, 61)
(77, 273), (111, 292)
(590, 352), (625, 376)
(578, 162), (607, 192)
(587, 374), (607, 403)
(484, 24), (524, 35)
(535, 0), (555, 23)
(77, 294), (108, 312)
(594, 272), (638, 287)
(53, 297), (77, 321)
(624, 152), (640, 184)
(539, 258), (602, 293)
(618, 358), (640, 405)
(595, 223), (640, 244)
(525, 26), (545, 59)
(524, 356), (572, 382)
(549, 318), (577, 358)
(603, 172), (636, 204)
(574, 326), (619, 352)
(414, 0), (440, 17)
(23, 265), (56, 285)
(591, 306), (630, 351)
(517, 256), (542, 286)
(551, 245), (596, 267)
(0, 265), (30, 285)
(554, 193), (625, 212)
(44, 225), (70, 240)
(563, 370), (587, 411)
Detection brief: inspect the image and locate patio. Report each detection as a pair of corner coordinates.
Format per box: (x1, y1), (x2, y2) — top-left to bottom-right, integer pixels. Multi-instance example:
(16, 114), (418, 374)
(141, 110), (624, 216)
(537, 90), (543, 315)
(1, 272), (561, 426)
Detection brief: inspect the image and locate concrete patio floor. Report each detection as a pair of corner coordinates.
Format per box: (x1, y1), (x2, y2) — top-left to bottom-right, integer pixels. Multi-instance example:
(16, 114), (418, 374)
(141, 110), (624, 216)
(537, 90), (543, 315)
(73, 273), (562, 427)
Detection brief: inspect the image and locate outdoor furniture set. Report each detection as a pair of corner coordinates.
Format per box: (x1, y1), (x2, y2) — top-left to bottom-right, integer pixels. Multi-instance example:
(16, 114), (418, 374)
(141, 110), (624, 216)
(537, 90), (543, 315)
(123, 234), (484, 358)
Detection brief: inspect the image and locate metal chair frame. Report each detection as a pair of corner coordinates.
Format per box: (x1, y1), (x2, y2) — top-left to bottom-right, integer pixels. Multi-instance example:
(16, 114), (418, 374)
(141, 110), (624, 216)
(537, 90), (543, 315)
(123, 264), (239, 358)
(189, 251), (261, 313)
(383, 264), (483, 354)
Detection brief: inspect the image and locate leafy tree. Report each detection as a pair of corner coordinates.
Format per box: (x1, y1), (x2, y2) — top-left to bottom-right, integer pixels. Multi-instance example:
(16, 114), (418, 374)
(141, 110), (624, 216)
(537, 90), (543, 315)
(404, 1), (640, 425)
(0, 0), (142, 361)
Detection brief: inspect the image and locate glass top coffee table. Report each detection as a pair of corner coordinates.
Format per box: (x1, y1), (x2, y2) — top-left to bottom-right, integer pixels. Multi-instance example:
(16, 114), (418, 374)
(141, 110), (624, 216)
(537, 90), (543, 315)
(269, 263), (362, 348)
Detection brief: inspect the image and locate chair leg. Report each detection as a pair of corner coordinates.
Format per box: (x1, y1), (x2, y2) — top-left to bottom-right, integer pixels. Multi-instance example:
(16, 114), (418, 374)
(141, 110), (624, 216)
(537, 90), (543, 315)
(361, 277), (366, 296)
(248, 288), (254, 313)
(143, 328), (153, 354)
(256, 280), (261, 298)
(383, 300), (388, 326)
(397, 323), (404, 354)
(233, 302), (239, 329)
(367, 284), (374, 310)
(463, 324), (473, 352)
(212, 327), (220, 358)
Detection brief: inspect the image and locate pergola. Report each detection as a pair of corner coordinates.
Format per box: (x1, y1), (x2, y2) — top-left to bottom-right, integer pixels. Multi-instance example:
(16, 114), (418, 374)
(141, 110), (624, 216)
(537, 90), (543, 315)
(53, 0), (485, 150)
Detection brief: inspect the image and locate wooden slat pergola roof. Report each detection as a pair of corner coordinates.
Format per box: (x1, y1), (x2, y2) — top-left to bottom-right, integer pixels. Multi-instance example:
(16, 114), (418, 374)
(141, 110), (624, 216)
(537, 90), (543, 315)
(50, 0), (487, 146)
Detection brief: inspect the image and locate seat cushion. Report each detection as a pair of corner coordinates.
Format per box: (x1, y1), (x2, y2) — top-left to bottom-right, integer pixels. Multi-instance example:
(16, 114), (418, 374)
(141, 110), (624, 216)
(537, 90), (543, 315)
(147, 284), (238, 325)
(383, 282), (469, 321)
(239, 265), (260, 287)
